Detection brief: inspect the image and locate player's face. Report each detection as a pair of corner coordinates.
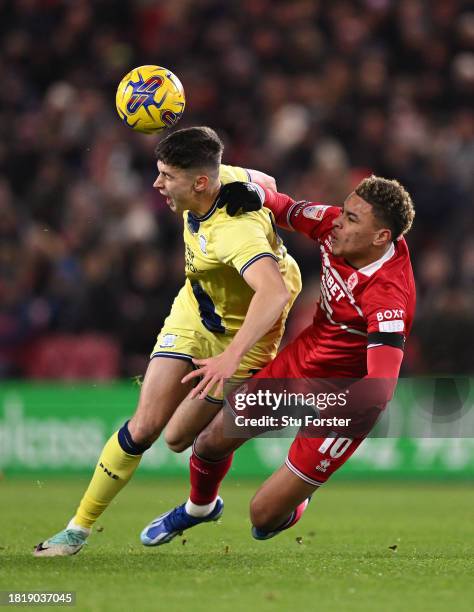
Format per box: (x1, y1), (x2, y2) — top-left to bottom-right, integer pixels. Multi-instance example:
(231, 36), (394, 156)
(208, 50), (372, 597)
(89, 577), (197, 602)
(153, 161), (195, 214)
(331, 192), (388, 262)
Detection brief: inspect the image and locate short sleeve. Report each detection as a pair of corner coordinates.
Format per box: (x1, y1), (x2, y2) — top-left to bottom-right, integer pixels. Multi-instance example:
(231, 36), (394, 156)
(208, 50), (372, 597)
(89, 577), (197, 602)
(213, 215), (278, 275)
(362, 280), (409, 351)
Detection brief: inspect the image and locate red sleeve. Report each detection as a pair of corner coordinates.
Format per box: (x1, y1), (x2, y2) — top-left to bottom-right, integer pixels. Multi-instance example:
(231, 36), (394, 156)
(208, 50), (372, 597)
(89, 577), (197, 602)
(262, 188), (341, 241)
(345, 346), (402, 410)
(260, 189), (295, 229)
(367, 345), (403, 379)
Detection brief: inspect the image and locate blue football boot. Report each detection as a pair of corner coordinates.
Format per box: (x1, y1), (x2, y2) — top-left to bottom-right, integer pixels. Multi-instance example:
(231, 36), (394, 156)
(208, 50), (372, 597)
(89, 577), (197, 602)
(141, 497), (224, 546)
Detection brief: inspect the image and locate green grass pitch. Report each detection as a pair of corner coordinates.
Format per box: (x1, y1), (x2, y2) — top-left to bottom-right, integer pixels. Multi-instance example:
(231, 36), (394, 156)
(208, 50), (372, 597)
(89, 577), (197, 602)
(0, 478), (472, 612)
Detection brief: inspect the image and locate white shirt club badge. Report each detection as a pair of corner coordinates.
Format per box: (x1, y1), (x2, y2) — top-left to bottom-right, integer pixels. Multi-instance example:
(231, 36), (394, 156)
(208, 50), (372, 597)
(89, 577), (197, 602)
(303, 205), (329, 221)
(199, 234), (207, 254)
(160, 334), (177, 348)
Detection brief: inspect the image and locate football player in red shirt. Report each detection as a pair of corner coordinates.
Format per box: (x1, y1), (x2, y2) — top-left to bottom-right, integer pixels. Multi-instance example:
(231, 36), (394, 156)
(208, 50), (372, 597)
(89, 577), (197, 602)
(140, 175), (416, 545)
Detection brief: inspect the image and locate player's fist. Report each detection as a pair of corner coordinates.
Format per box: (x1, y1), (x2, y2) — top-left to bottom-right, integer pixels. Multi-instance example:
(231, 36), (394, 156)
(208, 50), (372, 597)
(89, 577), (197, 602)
(216, 182), (265, 217)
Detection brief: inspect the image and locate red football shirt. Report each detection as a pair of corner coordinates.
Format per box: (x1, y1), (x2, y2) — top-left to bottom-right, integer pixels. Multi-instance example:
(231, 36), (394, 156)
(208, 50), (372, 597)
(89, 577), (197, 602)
(264, 191), (416, 378)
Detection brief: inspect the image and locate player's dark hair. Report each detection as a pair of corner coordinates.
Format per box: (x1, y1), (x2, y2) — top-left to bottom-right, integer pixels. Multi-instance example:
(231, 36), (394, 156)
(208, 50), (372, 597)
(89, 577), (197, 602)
(155, 126), (223, 171)
(355, 175), (415, 239)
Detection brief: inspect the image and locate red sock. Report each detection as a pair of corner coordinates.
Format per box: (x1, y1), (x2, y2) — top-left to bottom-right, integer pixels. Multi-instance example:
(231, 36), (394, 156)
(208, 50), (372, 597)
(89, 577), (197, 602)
(189, 450), (234, 505)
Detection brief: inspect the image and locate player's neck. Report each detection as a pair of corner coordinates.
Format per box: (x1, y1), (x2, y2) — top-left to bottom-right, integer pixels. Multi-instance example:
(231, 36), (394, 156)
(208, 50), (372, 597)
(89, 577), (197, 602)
(347, 242), (393, 270)
(188, 182), (221, 217)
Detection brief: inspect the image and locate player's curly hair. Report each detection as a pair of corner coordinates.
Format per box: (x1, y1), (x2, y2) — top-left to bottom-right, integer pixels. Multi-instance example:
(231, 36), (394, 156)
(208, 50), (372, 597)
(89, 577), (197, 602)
(355, 175), (415, 239)
(155, 126), (223, 171)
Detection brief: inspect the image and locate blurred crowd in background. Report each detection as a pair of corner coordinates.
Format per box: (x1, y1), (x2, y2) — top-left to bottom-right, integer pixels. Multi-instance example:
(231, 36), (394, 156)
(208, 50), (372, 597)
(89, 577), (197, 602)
(1, 0), (473, 379)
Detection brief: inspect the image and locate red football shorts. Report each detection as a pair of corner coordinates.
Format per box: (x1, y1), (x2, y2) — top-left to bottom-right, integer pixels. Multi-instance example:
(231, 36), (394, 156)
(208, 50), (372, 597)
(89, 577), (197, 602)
(251, 327), (369, 487)
(286, 434), (365, 486)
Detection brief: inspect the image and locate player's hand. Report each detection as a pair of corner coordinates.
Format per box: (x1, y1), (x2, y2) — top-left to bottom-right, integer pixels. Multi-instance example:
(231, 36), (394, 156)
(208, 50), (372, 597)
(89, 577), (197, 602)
(181, 350), (241, 400)
(216, 182), (265, 217)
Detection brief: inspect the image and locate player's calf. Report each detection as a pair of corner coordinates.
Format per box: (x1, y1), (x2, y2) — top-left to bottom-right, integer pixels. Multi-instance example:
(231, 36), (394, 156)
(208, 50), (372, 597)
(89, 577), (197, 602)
(251, 498), (311, 540)
(247, 463), (318, 540)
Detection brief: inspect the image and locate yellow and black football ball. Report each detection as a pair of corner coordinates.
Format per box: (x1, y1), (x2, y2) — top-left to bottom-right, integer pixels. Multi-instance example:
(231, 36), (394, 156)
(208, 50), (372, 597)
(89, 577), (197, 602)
(116, 65), (185, 134)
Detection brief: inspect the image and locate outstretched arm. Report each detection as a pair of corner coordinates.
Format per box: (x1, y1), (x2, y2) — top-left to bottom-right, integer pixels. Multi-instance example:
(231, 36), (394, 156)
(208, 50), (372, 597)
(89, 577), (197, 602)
(260, 189), (342, 240)
(259, 188), (298, 229)
(216, 181), (293, 222)
(216, 182), (339, 239)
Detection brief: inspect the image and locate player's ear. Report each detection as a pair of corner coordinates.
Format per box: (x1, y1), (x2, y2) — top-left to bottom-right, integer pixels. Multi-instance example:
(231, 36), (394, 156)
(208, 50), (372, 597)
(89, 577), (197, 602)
(193, 175), (209, 193)
(373, 228), (392, 246)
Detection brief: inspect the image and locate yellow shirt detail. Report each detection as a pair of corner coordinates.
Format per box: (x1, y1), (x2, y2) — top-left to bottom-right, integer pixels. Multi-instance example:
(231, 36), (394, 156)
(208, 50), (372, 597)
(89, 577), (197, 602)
(176, 164), (300, 336)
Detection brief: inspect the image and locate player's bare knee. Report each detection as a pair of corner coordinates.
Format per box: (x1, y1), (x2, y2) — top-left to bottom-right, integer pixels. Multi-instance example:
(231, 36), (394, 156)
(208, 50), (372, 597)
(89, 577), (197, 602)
(128, 416), (163, 447)
(164, 428), (191, 453)
(249, 495), (273, 530)
(166, 439), (189, 453)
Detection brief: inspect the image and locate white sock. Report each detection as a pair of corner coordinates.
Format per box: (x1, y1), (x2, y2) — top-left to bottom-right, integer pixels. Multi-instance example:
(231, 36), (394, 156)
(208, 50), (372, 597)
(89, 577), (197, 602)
(185, 498), (217, 517)
(67, 518), (91, 536)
